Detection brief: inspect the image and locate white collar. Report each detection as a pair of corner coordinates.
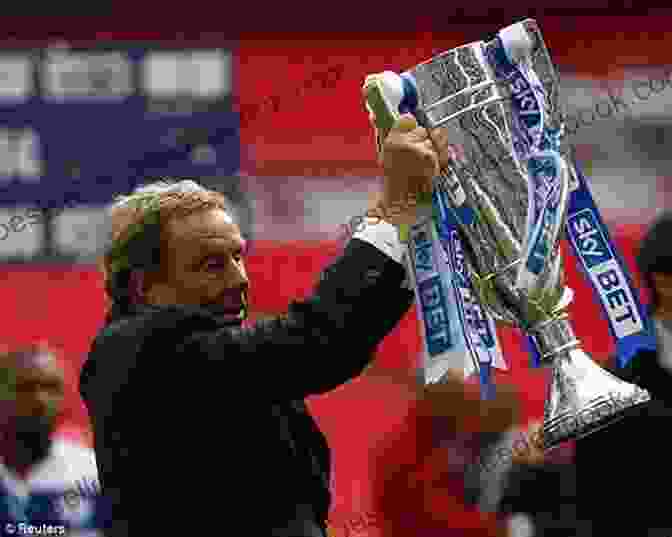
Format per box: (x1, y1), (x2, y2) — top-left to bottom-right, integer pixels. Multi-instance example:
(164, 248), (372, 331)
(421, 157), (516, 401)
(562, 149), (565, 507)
(0, 457), (29, 500)
(0, 438), (98, 498)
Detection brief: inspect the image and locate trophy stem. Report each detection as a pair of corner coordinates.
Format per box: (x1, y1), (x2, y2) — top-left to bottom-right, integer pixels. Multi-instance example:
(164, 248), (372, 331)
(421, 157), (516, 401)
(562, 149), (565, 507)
(529, 317), (651, 450)
(528, 316), (580, 365)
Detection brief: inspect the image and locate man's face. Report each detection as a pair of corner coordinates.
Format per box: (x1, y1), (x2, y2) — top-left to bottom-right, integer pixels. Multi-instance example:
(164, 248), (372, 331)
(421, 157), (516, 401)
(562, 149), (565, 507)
(145, 208), (249, 320)
(0, 350), (64, 460)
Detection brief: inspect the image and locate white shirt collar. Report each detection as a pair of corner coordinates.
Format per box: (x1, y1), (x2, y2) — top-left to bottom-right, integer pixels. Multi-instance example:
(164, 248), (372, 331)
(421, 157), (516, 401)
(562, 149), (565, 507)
(0, 438), (98, 498)
(0, 457), (29, 499)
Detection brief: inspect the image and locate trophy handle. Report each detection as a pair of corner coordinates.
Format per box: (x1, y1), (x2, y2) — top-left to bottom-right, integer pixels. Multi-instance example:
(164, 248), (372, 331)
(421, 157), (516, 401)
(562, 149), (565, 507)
(363, 72), (431, 242)
(362, 73), (403, 144)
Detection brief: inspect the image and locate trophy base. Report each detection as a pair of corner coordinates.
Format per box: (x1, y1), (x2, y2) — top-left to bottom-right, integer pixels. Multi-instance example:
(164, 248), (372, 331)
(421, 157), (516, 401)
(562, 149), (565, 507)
(541, 347), (651, 451)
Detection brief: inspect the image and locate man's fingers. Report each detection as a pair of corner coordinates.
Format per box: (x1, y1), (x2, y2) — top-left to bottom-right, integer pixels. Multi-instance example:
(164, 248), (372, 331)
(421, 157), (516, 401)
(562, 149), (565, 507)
(480, 382), (521, 433)
(378, 112), (442, 223)
(429, 127), (454, 169)
(414, 138), (439, 174)
(421, 144), (440, 178)
(393, 113), (418, 133)
(390, 114), (433, 144)
(404, 127), (447, 175)
(430, 126), (449, 148)
(406, 126), (431, 144)
(383, 135), (438, 174)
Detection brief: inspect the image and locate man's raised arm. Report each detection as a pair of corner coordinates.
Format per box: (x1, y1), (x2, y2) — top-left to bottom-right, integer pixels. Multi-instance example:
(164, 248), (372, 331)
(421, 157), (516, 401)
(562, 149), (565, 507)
(178, 115), (452, 401)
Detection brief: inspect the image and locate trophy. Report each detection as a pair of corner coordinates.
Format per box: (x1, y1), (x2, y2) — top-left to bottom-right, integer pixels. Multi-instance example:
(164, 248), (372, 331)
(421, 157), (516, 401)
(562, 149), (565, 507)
(363, 19), (653, 449)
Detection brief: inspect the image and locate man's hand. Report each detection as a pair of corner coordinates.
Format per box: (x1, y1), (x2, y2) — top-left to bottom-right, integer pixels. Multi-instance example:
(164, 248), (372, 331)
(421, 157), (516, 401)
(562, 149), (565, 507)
(362, 367), (521, 435)
(511, 421), (545, 465)
(477, 382), (522, 434)
(371, 114), (452, 225)
(418, 370), (521, 434)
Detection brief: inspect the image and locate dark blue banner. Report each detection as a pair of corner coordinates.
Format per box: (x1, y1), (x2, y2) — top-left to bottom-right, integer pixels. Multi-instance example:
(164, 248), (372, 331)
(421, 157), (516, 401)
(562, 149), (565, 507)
(0, 46), (239, 209)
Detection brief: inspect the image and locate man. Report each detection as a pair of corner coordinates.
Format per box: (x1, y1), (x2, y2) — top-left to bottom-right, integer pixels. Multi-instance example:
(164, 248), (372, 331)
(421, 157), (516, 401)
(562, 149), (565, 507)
(477, 421), (579, 536)
(79, 114), (451, 536)
(0, 346), (101, 533)
(498, 458), (580, 537)
(496, 216), (672, 537)
(574, 211), (672, 536)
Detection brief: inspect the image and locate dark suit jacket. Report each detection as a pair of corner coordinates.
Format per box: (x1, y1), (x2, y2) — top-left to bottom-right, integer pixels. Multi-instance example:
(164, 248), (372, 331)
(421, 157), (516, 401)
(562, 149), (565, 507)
(576, 346), (672, 534)
(79, 238), (414, 536)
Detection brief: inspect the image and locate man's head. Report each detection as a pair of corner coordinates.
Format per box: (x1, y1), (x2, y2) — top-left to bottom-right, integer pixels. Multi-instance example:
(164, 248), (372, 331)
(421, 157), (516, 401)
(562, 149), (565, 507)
(637, 211), (672, 318)
(0, 346), (64, 472)
(103, 180), (249, 321)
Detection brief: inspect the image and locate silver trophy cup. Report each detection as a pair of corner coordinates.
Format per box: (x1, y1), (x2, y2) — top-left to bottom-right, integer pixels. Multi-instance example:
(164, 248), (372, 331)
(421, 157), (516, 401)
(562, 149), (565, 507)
(364, 19), (650, 450)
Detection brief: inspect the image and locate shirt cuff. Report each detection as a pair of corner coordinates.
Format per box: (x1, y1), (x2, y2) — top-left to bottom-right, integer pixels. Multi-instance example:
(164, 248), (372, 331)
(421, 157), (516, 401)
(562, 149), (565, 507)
(352, 218), (406, 265)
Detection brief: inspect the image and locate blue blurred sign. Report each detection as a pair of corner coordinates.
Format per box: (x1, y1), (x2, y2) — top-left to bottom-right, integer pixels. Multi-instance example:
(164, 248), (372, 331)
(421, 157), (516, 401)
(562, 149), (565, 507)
(0, 45), (238, 209)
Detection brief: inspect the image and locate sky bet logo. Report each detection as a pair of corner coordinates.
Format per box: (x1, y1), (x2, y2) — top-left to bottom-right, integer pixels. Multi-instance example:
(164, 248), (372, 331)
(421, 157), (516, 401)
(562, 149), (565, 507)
(411, 224), (452, 356)
(412, 227), (435, 282)
(450, 230), (496, 351)
(459, 286), (495, 349)
(418, 277), (452, 356)
(508, 69), (542, 158)
(490, 39), (542, 150)
(567, 209), (643, 339)
(510, 72), (541, 123)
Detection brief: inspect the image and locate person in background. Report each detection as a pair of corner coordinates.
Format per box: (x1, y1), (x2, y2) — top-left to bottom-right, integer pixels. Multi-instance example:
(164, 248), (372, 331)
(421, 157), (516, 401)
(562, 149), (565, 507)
(80, 115), (452, 537)
(496, 211), (672, 537)
(477, 415), (582, 537)
(0, 345), (102, 533)
(574, 211), (672, 536)
(497, 456), (580, 537)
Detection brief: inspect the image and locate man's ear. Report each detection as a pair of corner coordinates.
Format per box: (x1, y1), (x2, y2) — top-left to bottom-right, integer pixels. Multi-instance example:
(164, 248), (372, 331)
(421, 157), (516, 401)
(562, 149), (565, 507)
(141, 268), (174, 307)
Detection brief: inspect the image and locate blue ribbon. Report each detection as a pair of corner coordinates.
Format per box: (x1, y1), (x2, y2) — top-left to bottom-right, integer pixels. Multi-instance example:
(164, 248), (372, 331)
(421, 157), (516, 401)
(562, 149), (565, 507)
(409, 220), (456, 360)
(527, 335), (542, 368)
(565, 162), (657, 367)
(489, 33), (656, 368)
(397, 69), (501, 396)
(433, 188), (499, 399)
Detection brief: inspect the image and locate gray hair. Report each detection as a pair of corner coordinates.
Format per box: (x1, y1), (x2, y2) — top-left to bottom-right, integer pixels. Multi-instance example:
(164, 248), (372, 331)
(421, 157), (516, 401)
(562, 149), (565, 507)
(103, 178), (238, 312)
(109, 179), (212, 213)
